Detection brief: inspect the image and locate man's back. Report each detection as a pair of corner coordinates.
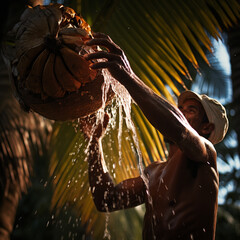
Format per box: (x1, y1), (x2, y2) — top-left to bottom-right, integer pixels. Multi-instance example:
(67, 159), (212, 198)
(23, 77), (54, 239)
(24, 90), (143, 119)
(143, 147), (219, 240)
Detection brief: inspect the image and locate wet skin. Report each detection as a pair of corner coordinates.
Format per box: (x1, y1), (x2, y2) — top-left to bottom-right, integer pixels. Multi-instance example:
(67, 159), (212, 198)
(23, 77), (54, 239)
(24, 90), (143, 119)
(82, 33), (218, 240)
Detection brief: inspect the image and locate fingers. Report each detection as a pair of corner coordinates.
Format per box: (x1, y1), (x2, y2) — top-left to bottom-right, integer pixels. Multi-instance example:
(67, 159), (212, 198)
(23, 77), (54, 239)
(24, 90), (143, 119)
(89, 61), (118, 70)
(86, 38), (120, 53)
(92, 32), (109, 39)
(84, 51), (120, 61)
(80, 112), (109, 140)
(84, 50), (121, 70)
(86, 35), (122, 54)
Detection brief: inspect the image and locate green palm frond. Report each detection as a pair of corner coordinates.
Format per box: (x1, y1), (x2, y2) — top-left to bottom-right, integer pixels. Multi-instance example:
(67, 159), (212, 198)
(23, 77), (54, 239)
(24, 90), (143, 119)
(49, 0), (240, 238)
(82, 0), (239, 89)
(191, 39), (232, 101)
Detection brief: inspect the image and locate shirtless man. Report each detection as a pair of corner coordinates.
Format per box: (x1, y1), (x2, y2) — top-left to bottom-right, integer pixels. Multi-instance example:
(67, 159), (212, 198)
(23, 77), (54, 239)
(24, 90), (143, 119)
(82, 33), (229, 240)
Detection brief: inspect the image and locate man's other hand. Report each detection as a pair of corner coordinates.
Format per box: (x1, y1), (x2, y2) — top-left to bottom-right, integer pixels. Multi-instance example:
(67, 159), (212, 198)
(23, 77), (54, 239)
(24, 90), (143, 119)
(80, 112), (109, 141)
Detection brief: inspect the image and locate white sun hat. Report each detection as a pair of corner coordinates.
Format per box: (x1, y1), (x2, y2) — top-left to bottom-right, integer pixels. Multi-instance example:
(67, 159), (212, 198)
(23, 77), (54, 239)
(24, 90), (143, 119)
(178, 90), (229, 145)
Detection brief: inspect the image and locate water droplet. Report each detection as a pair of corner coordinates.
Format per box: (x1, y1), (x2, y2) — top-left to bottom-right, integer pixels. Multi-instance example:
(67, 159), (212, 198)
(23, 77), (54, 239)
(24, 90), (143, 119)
(72, 158), (76, 165)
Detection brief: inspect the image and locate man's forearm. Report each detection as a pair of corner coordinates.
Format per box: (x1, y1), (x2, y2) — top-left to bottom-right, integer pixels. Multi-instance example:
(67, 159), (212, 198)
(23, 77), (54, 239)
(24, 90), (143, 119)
(88, 139), (116, 212)
(88, 138), (146, 211)
(118, 73), (190, 143)
(84, 34), (189, 143)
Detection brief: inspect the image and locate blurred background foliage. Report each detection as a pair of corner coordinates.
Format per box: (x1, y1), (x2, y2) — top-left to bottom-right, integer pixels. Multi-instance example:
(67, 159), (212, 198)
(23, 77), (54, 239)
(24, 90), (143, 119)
(0, 0), (240, 239)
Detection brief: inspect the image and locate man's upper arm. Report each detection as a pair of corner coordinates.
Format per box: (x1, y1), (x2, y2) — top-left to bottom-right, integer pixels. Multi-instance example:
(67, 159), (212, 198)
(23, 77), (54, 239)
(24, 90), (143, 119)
(177, 127), (217, 164)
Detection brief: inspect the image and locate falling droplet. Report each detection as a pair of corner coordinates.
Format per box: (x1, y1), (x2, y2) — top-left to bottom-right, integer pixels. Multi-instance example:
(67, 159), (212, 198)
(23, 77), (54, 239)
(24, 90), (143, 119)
(103, 213), (111, 240)
(46, 221), (50, 227)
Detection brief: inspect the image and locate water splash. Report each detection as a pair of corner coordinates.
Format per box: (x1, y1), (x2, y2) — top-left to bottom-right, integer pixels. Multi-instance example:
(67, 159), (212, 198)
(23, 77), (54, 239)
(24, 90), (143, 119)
(103, 212), (111, 240)
(100, 69), (156, 238)
(100, 68), (146, 177)
(81, 67), (155, 238)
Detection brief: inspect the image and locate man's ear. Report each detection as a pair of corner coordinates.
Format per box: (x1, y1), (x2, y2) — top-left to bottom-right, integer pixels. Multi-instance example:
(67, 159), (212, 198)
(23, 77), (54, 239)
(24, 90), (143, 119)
(201, 123), (215, 136)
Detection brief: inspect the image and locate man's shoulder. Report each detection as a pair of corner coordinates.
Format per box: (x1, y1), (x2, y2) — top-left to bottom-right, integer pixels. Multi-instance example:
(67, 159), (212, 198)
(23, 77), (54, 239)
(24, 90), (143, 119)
(144, 160), (167, 175)
(202, 136), (217, 160)
(184, 136), (217, 166)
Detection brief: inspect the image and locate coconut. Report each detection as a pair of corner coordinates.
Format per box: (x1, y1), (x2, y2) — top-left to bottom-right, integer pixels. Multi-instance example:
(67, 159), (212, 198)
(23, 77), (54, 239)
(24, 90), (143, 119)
(10, 4), (113, 121)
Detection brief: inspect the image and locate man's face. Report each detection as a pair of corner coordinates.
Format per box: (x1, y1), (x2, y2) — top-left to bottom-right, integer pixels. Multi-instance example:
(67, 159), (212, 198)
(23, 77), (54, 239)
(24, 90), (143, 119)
(178, 98), (207, 134)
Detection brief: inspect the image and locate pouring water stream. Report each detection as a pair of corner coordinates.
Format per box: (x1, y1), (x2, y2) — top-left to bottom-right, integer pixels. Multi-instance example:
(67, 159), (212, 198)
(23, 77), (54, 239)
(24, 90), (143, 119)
(83, 68), (156, 239)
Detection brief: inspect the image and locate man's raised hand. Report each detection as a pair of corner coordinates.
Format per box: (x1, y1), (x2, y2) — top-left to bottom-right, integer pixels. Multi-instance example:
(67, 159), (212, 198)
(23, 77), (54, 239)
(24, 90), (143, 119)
(80, 112), (109, 141)
(84, 32), (134, 82)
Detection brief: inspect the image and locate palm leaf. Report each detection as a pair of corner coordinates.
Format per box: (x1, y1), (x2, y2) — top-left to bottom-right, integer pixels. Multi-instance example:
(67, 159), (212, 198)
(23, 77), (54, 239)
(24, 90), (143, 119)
(191, 36), (232, 101)
(49, 0), (240, 238)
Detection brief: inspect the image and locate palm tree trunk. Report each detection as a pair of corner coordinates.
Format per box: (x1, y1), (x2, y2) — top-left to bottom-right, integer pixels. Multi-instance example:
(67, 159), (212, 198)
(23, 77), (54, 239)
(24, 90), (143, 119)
(0, 184), (20, 240)
(227, 24), (240, 157)
(0, 1), (45, 239)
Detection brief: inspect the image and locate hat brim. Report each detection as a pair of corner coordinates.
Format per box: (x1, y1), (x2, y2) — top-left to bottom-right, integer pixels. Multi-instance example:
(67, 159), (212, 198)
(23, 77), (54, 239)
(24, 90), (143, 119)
(178, 91), (203, 108)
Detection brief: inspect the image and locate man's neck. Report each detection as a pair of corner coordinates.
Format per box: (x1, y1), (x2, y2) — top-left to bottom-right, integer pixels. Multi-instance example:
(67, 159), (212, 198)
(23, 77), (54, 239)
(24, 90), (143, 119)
(168, 143), (179, 159)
